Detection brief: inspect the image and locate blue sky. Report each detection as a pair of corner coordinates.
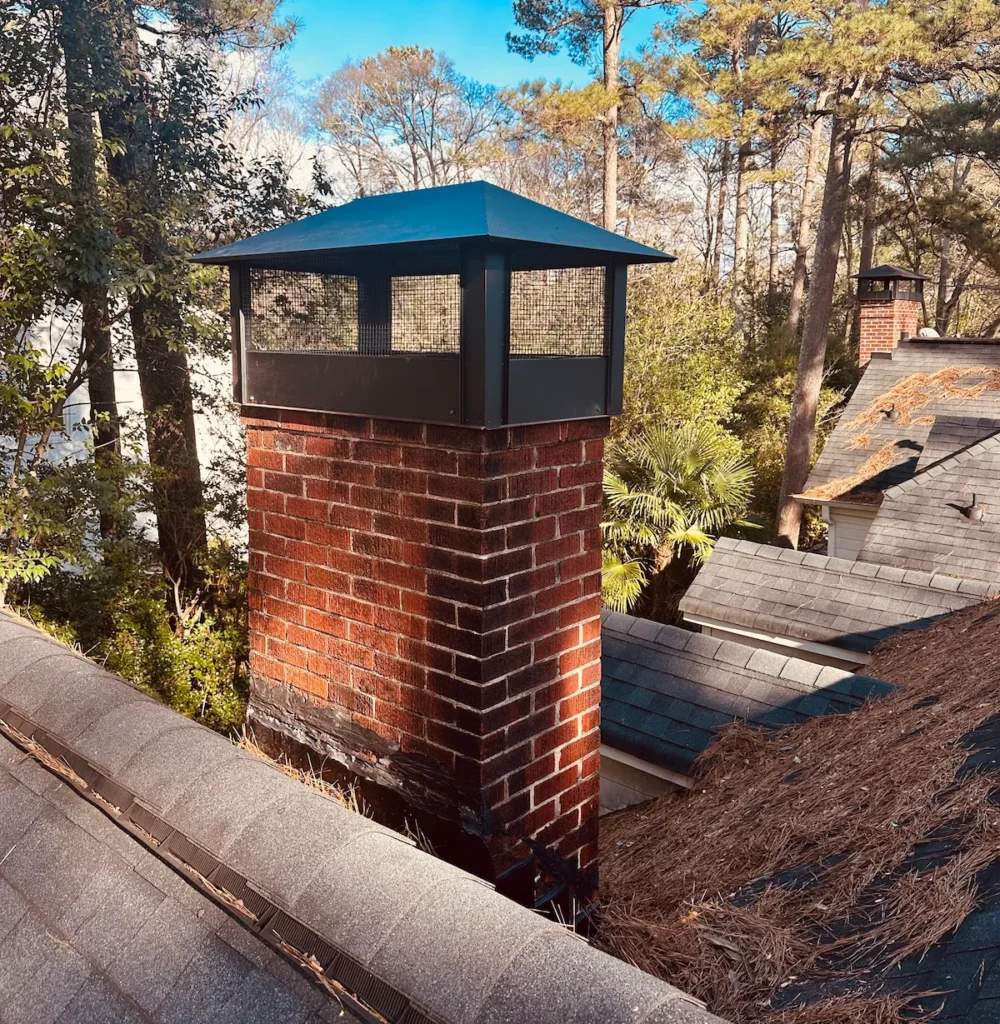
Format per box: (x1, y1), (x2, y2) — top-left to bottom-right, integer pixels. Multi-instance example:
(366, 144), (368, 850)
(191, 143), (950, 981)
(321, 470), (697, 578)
(278, 0), (664, 87)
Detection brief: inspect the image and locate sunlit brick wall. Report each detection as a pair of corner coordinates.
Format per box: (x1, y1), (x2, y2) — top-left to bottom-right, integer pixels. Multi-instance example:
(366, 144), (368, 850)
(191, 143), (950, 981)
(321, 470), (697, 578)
(243, 408), (607, 887)
(858, 298), (921, 365)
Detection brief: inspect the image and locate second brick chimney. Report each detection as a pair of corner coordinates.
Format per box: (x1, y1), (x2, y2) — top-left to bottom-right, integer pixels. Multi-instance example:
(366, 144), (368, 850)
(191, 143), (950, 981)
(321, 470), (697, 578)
(856, 264), (927, 365)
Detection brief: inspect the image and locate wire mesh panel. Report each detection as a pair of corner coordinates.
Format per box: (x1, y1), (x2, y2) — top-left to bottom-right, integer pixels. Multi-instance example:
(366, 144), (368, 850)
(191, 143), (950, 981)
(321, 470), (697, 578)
(249, 269), (358, 352)
(509, 266), (607, 357)
(249, 268), (460, 354)
(391, 275), (461, 353)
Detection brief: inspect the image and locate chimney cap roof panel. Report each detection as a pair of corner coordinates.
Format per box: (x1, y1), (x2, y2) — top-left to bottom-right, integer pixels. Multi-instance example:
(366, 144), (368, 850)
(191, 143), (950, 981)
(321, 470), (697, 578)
(854, 264), (931, 281)
(193, 181), (674, 267)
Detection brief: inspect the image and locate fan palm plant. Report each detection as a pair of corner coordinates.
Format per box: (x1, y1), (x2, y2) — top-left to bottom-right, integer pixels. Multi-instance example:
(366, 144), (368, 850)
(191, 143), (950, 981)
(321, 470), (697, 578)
(602, 422), (754, 615)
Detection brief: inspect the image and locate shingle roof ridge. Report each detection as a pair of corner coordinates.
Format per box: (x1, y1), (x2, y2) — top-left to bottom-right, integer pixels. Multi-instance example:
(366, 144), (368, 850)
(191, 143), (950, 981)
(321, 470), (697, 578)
(602, 611), (889, 690)
(882, 427), (1000, 497)
(703, 542), (998, 599)
(0, 611), (723, 1024)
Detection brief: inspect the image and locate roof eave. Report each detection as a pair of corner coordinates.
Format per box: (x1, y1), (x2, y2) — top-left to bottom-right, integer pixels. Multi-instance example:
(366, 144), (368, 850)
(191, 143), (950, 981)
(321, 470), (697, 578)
(192, 235), (676, 266)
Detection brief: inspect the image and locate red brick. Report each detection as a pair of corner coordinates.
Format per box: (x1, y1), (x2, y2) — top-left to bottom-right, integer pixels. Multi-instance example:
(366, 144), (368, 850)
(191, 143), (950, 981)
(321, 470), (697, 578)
(557, 730), (600, 770)
(246, 415), (610, 884)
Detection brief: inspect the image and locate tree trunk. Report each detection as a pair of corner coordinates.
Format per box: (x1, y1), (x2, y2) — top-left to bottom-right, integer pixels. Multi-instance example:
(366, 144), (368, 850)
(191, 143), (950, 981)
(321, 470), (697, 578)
(92, 0), (207, 590)
(935, 162), (964, 333)
(776, 114), (855, 547)
(711, 140), (731, 279)
(768, 143), (780, 303)
(849, 148), (877, 352)
(602, 2), (623, 232)
(788, 93), (830, 339)
(59, 0), (123, 541)
(732, 137), (752, 301)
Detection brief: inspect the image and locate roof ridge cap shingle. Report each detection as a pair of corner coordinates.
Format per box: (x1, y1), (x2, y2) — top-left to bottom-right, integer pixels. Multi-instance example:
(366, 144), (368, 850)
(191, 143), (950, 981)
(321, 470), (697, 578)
(883, 428), (1000, 498)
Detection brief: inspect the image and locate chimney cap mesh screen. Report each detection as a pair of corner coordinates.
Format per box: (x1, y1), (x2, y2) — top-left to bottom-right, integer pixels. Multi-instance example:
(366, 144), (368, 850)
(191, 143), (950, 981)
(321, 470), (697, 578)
(248, 268), (460, 354)
(509, 266), (607, 357)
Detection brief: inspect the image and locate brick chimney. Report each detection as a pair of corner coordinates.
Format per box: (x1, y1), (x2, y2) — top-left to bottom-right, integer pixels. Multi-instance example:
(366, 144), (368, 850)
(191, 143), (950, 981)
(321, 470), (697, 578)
(244, 411), (606, 897)
(192, 181), (673, 905)
(856, 264), (927, 366)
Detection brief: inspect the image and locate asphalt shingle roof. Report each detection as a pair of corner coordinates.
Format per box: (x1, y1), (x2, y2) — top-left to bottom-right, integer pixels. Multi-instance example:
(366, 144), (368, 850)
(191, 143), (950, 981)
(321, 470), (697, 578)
(859, 432), (1000, 585)
(0, 733), (359, 1024)
(601, 612), (891, 775)
(677, 537), (994, 655)
(803, 340), (1000, 501)
(0, 610), (723, 1024)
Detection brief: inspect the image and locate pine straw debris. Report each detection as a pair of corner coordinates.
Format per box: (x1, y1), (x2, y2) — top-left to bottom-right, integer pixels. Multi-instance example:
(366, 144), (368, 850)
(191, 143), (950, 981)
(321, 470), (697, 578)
(847, 367), (1000, 431)
(236, 727), (367, 815)
(801, 440), (900, 501)
(598, 600), (1000, 1024)
(801, 367), (1000, 501)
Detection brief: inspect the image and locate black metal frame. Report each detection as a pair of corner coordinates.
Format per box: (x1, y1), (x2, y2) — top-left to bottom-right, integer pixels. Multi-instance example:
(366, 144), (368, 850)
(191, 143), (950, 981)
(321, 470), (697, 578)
(858, 277), (924, 303)
(230, 242), (628, 427)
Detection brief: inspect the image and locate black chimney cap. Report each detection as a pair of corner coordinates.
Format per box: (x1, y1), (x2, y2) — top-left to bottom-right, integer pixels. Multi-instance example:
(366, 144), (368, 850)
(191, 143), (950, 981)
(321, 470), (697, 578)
(193, 181), (674, 268)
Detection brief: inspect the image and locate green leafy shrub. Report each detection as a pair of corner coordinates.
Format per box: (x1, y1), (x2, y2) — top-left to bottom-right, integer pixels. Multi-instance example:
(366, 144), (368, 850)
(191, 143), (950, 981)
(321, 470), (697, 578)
(18, 540), (248, 734)
(602, 422), (754, 618)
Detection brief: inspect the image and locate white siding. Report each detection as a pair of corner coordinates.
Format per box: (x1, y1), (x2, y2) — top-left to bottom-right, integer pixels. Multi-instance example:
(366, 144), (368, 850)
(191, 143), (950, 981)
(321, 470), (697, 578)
(828, 506), (878, 561)
(600, 757), (676, 812)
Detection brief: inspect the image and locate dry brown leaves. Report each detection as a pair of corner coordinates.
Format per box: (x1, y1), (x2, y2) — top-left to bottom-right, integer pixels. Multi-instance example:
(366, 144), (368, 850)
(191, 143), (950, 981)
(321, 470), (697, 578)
(848, 367), (1000, 431)
(803, 367), (1000, 500)
(802, 441), (900, 501)
(598, 600), (1000, 1024)
(236, 727), (367, 814)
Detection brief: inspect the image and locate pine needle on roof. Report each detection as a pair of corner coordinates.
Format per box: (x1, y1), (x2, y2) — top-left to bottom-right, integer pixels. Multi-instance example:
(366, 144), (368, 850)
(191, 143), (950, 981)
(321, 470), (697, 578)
(848, 367), (1000, 431)
(598, 600), (1000, 1024)
(236, 727), (367, 815)
(802, 440), (900, 500)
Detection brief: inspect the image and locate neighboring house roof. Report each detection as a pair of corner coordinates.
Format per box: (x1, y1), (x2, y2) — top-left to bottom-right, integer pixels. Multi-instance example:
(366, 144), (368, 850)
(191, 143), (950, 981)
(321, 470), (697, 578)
(0, 732), (360, 1024)
(802, 340), (1000, 503)
(678, 537), (994, 656)
(859, 432), (1000, 585)
(193, 181), (674, 266)
(917, 416), (1000, 469)
(0, 611), (722, 1024)
(601, 612), (891, 776)
(602, 591), (1000, 1024)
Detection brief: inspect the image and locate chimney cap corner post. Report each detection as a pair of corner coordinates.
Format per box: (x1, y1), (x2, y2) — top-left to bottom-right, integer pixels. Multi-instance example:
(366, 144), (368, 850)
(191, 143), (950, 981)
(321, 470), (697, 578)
(196, 184), (672, 907)
(193, 181), (673, 430)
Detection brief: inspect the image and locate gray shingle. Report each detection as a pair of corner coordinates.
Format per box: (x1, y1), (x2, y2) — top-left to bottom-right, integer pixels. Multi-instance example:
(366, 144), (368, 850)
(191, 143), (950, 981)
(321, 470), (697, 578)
(746, 648), (789, 677)
(679, 537), (980, 655)
(164, 755), (294, 850)
(472, 929), (681, 1024)
(292, 831), (464, 967)
(0, 935), (90, 1024)
(73, 700), (199, 774)
(370, 875), (550, 1022)
(0, 809), (112, 922)
(116, 725), (244, 814)
(54, 977), (146, 1024)
(58, 856), (165, 970)
(601, 610), (888, 776)
(105, 900), (209, 1013)
(154, 934), (253, 1024)
(222, 785), (392, 903)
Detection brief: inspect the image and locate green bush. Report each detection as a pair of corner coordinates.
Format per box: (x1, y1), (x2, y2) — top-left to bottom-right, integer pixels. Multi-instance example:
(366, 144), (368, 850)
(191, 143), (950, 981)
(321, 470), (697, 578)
(17, 540), (249, 734)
